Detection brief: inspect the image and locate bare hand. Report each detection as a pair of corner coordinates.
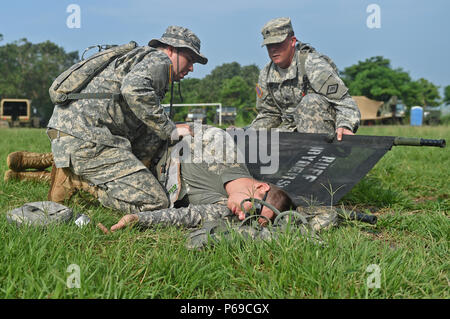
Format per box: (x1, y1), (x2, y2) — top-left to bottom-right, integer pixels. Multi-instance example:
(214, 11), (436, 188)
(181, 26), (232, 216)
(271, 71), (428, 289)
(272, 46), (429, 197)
(97, 223), (110, 234)
(258, 209), (275, 227)
(171, 123), (193, 141)
(110, 214), (139, 232)
(336, 127), (354, 141)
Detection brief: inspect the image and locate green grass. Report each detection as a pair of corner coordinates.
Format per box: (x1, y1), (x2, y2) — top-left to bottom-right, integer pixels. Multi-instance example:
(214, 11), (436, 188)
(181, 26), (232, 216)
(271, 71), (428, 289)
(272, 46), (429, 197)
(0, 125), (449, 299)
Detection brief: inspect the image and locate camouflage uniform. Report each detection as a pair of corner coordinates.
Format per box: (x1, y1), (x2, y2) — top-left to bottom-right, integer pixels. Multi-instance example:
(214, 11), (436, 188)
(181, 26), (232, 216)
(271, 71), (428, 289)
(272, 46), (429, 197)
(47, 26), (207, 214)
(250, 17), (360, 134)
(132, 126), (343, 248)
(138, 125), (252, 226)
(178, 125), (252, 205)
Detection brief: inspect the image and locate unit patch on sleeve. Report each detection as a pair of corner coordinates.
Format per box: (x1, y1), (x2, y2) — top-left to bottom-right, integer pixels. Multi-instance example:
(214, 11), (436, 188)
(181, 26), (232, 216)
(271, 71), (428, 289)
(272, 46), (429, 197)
(326, 84), (338, 95)
(255, 84), (264, 98)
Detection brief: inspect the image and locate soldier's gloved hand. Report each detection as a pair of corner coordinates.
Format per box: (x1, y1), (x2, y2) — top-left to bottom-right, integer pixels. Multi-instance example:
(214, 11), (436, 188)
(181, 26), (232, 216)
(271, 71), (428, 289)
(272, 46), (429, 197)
(336, 127), (354, 141)
(110, 214), (139, 232)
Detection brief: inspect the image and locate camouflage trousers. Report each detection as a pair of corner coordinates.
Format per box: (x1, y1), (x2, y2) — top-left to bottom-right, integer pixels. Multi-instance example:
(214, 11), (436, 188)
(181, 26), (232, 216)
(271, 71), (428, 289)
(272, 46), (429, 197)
(50, 134), (169, 214)
(293, 93), (337, 134)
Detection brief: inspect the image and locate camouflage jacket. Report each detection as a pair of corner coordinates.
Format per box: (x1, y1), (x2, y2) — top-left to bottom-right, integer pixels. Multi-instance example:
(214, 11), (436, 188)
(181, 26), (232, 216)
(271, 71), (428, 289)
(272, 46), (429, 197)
(47, 46), (176, 150)
(250, 43), (360, 132)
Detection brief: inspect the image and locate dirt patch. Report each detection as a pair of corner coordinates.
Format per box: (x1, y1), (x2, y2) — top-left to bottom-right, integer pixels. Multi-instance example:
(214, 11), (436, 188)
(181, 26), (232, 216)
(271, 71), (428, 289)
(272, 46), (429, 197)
(413, 196), (438, 203)
(343, 204), (394, 216)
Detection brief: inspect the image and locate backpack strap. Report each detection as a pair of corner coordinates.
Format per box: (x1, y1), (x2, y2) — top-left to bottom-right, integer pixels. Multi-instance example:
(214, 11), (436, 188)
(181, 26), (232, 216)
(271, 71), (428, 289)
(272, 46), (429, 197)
(265, 61), (285, 115)
(65, 92), (121, 102)
(298, 50), (310, 97)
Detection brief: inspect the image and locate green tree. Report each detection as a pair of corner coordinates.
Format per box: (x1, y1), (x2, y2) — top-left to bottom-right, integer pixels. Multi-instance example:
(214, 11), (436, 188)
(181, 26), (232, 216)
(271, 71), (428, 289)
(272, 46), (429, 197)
(409, 78), (441, 106)
(342, 56), (441, 107)
(220, 76), (254, 124)
(240, 64), (260, 88)
(200, 62), (242, 103)
(162, 79), (203, 122)
(342, 56), (411, 102)
(444, 85), (450, 105)
(162, 62), (260, 125)
(341, 56), (391, 83)
(0, 38), (79, 122)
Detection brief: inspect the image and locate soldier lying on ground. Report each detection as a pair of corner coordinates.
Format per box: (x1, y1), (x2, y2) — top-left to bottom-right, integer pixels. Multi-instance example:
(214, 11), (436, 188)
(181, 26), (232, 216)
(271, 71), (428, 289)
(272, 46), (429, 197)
(4, 125), (295, 231)
(46, 26), (207, 214)
(110, 125), (294, 232)
(250, 17), (361, 141)
(107, 126), (336, 251)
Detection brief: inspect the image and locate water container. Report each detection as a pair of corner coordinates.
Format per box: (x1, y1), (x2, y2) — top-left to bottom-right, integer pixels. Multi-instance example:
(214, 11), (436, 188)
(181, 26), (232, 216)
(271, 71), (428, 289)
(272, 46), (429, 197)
(410, 106), (423, 126)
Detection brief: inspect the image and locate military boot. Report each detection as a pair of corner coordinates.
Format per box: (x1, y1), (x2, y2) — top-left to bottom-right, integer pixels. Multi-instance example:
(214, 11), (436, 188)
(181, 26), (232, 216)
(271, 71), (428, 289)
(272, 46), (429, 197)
(4, 170), (52, 183)
(7, 151), (54, 172)
(47, 164), (98, 203)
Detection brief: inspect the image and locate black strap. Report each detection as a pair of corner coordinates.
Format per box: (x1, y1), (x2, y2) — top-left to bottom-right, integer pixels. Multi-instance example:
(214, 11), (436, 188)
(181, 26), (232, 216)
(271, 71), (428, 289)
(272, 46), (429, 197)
(298, 51), (309, 96)
(302, 75), (309, 96)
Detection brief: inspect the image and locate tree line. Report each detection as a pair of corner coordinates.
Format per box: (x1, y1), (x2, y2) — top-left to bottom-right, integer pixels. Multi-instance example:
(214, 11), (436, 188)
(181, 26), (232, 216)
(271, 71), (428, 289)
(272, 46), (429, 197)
(0, 36), (79, 122)
(0, 36), (449, 126)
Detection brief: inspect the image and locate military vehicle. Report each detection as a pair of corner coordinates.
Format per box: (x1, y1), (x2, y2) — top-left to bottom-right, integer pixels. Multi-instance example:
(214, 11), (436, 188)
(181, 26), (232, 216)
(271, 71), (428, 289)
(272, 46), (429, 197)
(214, 106), (236, 125)
(185, 108), (207, 124)
(379, 96), (406, 124)
(0, 98), (41, 128)
(353, 95), (406, 125)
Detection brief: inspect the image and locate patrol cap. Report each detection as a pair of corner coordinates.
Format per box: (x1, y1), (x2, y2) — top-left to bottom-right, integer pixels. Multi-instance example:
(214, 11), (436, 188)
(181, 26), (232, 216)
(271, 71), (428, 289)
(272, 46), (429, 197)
(149, 26), (208, 65)
(261, 17), (294, 47)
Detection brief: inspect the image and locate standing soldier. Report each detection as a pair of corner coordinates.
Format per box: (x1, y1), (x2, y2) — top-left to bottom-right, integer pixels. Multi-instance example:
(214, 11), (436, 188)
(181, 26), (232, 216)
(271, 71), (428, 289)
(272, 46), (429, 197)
(250, 17), (360, 140)
(45, 26), (208, 213)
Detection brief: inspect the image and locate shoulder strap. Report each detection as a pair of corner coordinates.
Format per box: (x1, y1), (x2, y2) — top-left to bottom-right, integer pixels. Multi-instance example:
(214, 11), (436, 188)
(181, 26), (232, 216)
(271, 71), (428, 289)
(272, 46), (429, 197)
(265, 62), (284, 114)
(298, 51), (309, 96)
(64, 92), (122, 102)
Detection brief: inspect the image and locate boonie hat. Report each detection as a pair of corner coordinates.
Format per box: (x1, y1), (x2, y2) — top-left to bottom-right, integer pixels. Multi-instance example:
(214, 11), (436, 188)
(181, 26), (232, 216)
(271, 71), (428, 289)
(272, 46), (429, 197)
(261, 17), (294, 47)
(149, 26), (208, 65)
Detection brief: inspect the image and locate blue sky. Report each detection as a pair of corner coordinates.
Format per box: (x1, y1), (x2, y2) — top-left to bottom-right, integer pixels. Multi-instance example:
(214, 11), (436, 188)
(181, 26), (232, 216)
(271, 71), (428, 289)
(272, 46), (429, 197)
(1, 0), (449, 96)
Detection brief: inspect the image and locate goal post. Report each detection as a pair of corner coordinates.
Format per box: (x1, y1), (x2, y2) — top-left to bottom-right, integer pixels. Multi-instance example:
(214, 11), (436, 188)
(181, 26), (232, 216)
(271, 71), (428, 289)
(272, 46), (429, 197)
(161, 103), (223, 125)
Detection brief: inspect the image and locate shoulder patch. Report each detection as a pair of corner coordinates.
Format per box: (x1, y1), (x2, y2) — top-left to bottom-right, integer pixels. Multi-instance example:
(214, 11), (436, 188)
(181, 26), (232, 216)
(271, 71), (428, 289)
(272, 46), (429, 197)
(305, 52), (348, 100)
(326, 84), (338, 95)
(255, 84), (263, 98)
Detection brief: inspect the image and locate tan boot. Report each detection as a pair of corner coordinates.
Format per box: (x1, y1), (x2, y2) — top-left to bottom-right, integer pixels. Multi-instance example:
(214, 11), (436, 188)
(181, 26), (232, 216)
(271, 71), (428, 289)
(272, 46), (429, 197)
(7, 151), (54, 172)
(4, 170), (52, 183)
(47, 164), (98, 203)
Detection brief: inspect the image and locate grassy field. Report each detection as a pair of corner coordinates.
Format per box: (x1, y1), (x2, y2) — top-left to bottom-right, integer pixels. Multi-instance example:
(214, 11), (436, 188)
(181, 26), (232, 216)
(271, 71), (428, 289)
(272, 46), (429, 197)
(0, 125), (448, 299)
